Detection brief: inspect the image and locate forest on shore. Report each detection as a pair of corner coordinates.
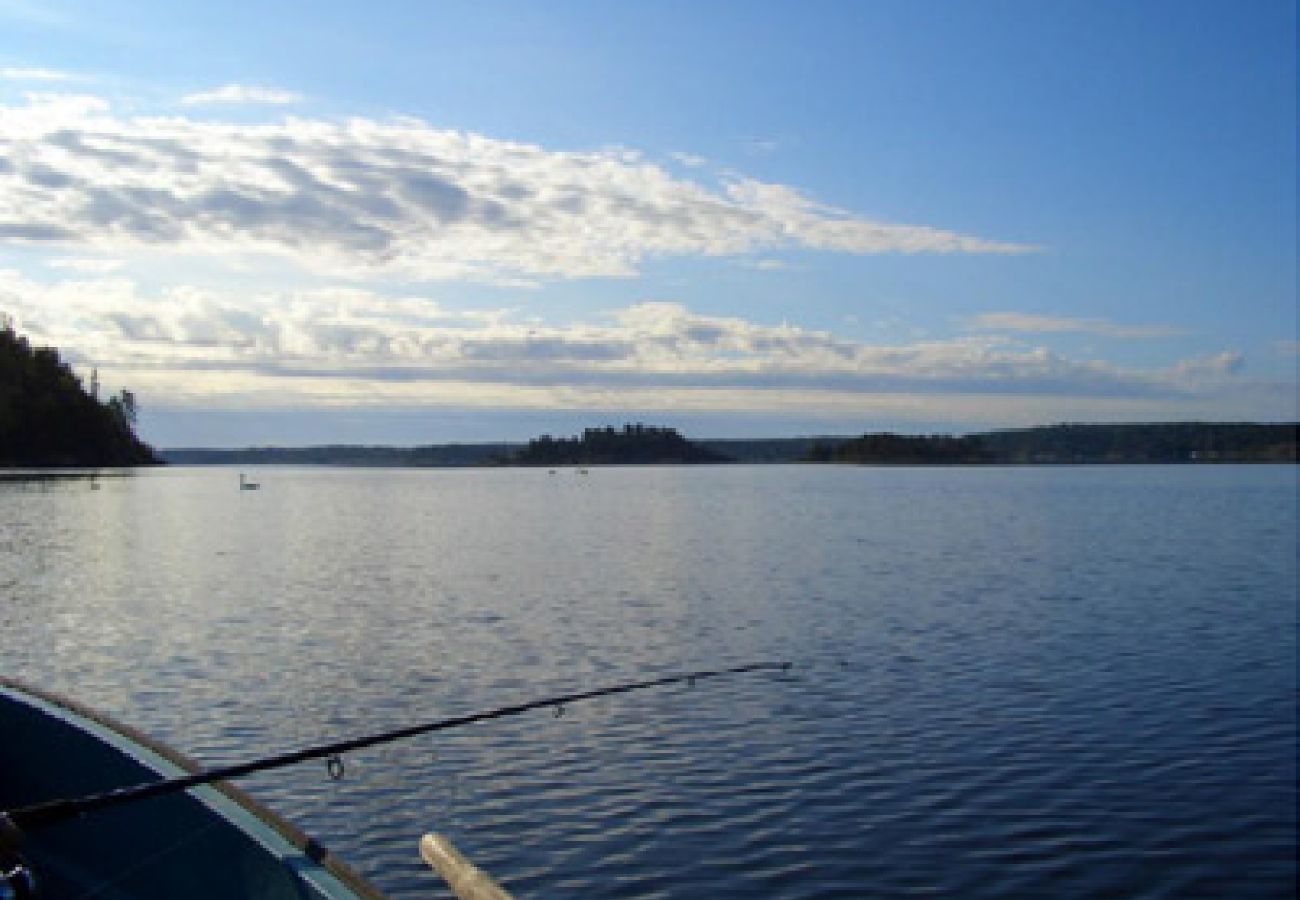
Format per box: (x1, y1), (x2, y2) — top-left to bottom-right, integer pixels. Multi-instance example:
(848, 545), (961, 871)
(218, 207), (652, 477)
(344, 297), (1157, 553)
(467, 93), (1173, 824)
(161, 421), (1297, 467)
(0, 319), (158, 467)
(805, 423), (1297, 464)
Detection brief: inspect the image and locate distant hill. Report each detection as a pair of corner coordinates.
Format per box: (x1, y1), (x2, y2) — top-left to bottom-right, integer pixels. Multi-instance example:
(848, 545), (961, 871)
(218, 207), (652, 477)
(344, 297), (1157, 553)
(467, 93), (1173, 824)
(505, 424), (730, 465)
(162, 438), (806, 466)
(802, 423), (1296, 465)
(160, 421), (1298, 467)
(0, 319), (159, 467)
(698, 436), (850, 463)
(162, 443), (517, 467)
(807, 432), (992, 464)
(973, 422), (1297, 463)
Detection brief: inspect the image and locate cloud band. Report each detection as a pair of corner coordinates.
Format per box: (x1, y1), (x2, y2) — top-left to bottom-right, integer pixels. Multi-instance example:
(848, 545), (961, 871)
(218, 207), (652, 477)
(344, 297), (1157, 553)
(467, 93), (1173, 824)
(0, 94), (1036, 283)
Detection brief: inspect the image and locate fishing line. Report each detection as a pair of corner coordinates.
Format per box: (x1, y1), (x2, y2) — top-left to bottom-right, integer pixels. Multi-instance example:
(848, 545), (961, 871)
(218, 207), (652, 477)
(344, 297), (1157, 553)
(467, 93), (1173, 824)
(4, 661), (790, 833)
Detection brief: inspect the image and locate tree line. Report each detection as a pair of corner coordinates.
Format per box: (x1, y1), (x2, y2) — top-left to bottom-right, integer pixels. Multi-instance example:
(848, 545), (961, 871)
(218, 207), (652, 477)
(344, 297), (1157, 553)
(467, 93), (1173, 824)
(505, 423), (730, 465)
(803, 423), (1297, 465)
(0, 317), (159, 466)
(160, 422), (1297, 467)
(805, 433), (991, 464)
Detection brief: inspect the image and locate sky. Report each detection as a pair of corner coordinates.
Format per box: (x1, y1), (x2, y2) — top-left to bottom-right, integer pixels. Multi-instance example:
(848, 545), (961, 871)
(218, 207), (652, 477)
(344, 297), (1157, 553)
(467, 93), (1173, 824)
(0, 0), (1295, 447)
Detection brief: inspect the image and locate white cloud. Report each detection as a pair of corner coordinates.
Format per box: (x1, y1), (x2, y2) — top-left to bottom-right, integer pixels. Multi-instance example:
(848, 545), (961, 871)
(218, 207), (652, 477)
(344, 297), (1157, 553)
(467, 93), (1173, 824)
(1170, 350), (1244, 378)
(968, 311), (1183, 339)
(3, 271), (1277, 421)
(0, 93), (1035, 284)
(1, 66), (76, 82)
(46, 256), (123, 273)
(180, 83), (303, 106)
(669, 151), (708, 168)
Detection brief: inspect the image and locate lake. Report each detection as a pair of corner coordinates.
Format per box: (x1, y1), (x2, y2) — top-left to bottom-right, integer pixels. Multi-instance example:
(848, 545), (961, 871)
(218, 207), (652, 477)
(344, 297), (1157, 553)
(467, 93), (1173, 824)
(1, 464), (1296, 898)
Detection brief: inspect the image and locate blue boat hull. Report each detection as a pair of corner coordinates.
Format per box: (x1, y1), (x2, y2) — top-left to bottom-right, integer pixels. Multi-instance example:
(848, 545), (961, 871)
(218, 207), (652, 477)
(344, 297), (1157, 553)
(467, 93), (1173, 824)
(0, 679), (385, 899)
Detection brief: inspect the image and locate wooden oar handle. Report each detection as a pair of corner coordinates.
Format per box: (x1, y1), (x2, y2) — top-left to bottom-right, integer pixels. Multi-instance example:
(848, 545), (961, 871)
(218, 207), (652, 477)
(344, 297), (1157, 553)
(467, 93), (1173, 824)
(419, 833), (514, 900)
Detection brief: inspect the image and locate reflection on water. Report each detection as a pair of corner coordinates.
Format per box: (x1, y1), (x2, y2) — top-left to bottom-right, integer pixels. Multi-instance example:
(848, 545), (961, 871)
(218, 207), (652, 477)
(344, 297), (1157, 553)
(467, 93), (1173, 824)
(0, 470), (128, 483)
(1, 465), (1296, 897)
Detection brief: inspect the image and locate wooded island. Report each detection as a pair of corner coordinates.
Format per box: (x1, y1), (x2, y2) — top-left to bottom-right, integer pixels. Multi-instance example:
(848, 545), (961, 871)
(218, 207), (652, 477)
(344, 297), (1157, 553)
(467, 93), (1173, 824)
(503, 424), (730, 465)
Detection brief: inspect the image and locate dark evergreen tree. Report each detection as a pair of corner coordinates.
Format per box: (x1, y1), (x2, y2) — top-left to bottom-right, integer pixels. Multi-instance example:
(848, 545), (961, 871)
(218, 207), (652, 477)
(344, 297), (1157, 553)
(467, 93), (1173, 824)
(0, 318), (160, 466)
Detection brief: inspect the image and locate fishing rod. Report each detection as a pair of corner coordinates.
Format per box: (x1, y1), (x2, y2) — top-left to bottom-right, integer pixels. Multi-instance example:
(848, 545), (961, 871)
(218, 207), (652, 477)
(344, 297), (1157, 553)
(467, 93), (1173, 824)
(4, 661), (791, 833)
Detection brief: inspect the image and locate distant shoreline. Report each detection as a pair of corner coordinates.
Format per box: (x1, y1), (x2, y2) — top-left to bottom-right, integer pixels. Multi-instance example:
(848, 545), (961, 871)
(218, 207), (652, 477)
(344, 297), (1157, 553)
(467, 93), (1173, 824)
(156, 422), (1298, 467)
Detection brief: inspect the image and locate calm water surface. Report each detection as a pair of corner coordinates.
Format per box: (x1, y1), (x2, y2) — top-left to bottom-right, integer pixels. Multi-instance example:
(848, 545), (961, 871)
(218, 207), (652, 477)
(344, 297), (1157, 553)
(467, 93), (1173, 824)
(1, 465), (1296, 897)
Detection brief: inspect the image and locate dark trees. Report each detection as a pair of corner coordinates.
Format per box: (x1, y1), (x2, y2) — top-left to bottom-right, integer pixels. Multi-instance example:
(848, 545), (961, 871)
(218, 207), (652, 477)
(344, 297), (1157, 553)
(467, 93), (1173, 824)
(806, 432), (991, 464)
(0, 319), (159, 466)
(507, 424), (731, 465)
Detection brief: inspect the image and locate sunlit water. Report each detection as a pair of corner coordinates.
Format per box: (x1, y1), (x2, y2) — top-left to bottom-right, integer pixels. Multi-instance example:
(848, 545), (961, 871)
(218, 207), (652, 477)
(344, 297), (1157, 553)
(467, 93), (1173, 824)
(2, 465), (1295, 898)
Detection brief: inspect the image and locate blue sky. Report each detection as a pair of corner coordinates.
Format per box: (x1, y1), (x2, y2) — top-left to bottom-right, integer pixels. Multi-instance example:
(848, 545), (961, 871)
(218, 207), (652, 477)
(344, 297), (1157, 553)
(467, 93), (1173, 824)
(0, 0), (1294, 445)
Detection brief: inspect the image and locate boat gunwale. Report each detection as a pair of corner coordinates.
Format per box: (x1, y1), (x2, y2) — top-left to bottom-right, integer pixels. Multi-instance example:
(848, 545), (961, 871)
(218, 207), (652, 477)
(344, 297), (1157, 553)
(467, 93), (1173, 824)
(0, 676), (388, 900)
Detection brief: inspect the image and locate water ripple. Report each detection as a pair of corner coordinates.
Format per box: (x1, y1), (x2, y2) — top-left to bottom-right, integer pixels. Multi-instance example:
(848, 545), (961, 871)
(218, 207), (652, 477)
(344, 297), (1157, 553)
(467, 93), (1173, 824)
(1, 465), (1295, 898)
